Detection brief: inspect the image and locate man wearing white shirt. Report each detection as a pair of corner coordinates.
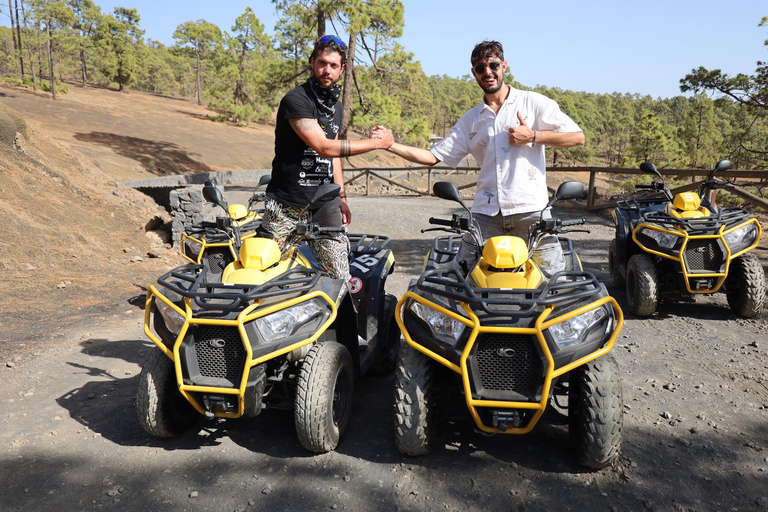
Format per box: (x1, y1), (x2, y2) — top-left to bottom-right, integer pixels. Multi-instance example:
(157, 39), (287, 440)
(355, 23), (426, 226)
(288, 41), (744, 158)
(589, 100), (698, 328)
(374, 40), (585, 276)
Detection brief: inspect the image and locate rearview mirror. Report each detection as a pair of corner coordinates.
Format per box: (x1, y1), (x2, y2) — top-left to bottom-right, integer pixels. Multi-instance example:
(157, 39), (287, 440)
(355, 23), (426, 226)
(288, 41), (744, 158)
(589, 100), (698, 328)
(202, 180), (228, 212)
(309, 183), (341, 205)
(713, 160), (732, 174)
(553, 181), (586, 202)
(258, 174), (271, 187)
(433, 181), (469, 210)
(639, 162), (664, 181)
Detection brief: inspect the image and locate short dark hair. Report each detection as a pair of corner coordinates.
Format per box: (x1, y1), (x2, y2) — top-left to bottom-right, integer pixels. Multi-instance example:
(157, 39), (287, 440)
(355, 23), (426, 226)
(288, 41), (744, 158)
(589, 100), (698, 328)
(471, 41), (504, 64)
(309, 37), (347, 67)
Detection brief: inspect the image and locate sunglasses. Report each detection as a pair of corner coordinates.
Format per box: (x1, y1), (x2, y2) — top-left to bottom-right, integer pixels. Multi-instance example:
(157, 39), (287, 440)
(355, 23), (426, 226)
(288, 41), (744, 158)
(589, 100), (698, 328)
(318, 34), (347, 49)
(473, 61), (502, 74)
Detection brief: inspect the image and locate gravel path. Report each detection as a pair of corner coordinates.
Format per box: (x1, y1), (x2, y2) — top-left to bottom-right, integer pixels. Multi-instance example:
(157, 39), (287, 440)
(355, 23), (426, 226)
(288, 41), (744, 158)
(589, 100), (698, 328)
(2, 195), (767, 512)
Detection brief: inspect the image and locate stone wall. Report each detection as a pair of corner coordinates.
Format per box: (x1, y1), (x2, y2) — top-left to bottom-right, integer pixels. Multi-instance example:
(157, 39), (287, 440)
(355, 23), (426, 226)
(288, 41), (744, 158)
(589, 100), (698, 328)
(169, 185), (218, 246)
(124, 169), (270, 246)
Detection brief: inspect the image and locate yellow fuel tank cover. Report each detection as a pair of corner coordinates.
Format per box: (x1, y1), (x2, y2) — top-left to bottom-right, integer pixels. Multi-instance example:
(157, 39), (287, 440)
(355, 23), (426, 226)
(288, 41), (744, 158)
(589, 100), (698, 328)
(672, 192), (701, 211)
(239, 238), (280, 271)
(482, 236), (528, 269)
(228, 203), (249, 220)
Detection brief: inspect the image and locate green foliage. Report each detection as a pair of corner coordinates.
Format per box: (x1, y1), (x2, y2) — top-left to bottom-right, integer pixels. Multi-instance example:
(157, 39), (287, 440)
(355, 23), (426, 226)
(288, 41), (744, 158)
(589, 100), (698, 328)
(39, 77), (68, 93)
(2, 76), (24, 86)
(0, 2), (765, 173)
(95, 7), (144, 91)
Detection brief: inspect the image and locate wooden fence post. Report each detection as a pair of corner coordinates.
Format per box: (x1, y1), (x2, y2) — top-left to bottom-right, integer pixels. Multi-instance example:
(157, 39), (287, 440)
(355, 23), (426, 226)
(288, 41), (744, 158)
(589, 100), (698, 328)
(588, 169), (596, 209)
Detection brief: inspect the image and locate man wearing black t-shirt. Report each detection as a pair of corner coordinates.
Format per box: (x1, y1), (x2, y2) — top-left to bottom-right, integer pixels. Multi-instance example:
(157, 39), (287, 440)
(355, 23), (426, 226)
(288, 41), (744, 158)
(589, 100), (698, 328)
(263, 35), (394, 281)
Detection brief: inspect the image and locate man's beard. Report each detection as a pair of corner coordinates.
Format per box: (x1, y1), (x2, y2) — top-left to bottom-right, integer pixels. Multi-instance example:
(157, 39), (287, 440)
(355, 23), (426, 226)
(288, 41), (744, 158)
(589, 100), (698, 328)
(478, 78), (504, 94)
(312, 71), (338, 88)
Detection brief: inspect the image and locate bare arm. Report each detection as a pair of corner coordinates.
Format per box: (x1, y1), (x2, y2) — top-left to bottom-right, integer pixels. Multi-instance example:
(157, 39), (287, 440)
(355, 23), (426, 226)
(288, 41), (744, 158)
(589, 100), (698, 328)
(331, 142), (351, 225)
(385, 142), (441, 166)
(533, 130), (585, 148)
(289, 118), (392, 158)
(508, 111), (585, 148)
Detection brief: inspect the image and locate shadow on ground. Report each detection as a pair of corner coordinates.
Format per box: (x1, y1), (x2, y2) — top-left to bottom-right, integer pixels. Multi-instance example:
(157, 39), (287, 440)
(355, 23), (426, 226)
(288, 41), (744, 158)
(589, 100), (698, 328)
(73, 131), (213, 176)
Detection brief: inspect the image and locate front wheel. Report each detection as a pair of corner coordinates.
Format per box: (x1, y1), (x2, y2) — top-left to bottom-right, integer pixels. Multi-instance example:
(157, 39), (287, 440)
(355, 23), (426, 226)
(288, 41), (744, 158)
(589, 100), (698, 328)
(725, 252), (766, 318)
(294, 342), (354, 453)
(569, 355), (623, 469)
(136, 348), (198, 438)
(626, 254), (658, 316)
(393, 343), (436, 456)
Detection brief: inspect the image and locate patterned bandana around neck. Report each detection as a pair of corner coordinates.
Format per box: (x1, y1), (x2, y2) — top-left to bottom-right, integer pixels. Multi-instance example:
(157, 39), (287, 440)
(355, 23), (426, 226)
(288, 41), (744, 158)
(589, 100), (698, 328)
(308, 77), (341, 129)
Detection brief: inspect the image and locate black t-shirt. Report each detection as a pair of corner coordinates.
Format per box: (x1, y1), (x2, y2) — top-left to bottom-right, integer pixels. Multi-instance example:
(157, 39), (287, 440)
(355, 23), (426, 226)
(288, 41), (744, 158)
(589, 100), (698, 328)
(267, 81), (343, 209)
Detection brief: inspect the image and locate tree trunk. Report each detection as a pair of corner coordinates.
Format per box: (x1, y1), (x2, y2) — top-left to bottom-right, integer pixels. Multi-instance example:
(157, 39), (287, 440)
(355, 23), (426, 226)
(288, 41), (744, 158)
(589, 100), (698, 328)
(14, 0), (25, 77)
(80, 48), (88, 88)
(339, 31), (357, 140)
(20, 0), (35, 90)
(234, 41), (246, 106)
(117, 56), (124, 91)
(8, 0), (21, 78)
(46, 21), (55, 100)
(317, 8), (326, 38)
(195, 46), (201, 105)
(36, 24), (44, 91)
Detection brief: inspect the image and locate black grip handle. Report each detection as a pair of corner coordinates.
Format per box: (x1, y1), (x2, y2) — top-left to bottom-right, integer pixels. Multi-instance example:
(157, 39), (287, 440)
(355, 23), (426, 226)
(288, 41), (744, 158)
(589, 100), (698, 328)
(429, 217), (453, 226)
(561, 218), (586, 227)
(318, 226), (346, 233)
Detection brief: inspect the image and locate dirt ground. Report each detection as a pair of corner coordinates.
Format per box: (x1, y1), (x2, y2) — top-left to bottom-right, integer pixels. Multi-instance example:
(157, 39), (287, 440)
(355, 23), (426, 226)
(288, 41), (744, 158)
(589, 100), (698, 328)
(1, 84), (767, 512)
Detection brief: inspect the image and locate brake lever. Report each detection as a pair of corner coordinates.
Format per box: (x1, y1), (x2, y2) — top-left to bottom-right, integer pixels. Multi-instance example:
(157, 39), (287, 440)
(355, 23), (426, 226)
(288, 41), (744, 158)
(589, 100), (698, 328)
(421, 227), (459, 234)
(560, 229), (591, 234)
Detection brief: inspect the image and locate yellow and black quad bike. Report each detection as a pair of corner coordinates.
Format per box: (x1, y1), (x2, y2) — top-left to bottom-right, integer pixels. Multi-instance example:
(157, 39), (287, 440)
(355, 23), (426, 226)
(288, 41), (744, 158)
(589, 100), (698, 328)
(137, 183), (400, 453)
(609, 160), (765, 317)
(180, 175), (270, 275)
(394, 181), (625, 469)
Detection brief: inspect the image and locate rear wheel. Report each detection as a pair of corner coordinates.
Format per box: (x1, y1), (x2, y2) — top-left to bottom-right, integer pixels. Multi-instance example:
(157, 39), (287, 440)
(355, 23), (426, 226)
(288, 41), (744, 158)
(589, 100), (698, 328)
(393, 343), (435, 456)
(136, 348), (198, 438)
(569, 355), (623, 469)
(294, 342), (354, 453)
(726, 252), (766, 318)
(626, 254), (658, 316)
(608, 239), (625, 291)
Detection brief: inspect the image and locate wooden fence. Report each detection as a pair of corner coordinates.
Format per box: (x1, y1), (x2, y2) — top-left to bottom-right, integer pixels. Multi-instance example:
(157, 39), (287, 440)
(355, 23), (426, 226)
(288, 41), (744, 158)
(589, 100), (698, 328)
(343, 166), (768, 211)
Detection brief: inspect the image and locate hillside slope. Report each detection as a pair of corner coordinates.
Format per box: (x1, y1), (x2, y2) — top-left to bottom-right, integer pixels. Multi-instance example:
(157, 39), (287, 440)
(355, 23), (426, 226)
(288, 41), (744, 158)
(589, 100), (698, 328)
(0, 101), (176, 351)
(0, 84), (403, 182)
(0, 84), (406, 353)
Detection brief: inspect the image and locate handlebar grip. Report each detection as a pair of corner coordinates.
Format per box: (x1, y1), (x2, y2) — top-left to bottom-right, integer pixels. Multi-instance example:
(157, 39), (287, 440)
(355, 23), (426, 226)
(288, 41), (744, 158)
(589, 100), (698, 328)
(318, 227), (346, 233)
(635, 184), (655, 189)
(429, 217), (453, 227)
(561, 218), (586, 227)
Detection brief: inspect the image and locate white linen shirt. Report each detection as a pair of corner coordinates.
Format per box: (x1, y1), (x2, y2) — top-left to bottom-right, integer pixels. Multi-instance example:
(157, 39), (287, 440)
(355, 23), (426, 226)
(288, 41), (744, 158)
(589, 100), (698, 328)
(430, 87), (582, 216)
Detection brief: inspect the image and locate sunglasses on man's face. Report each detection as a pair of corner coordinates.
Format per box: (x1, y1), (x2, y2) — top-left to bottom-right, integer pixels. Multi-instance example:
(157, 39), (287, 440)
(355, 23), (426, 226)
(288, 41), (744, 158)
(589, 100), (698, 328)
(318, 34), (347, 49)
(473, 61), (502, 74)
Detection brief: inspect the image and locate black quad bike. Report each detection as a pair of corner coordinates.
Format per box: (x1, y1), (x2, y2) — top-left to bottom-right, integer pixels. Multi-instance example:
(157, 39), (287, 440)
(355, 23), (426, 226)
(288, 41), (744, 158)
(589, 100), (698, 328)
(609, 160), (765, 317)
(180, 174), (270, 275)
(137, 182), (400, 453)
(394, 181), (624, 469)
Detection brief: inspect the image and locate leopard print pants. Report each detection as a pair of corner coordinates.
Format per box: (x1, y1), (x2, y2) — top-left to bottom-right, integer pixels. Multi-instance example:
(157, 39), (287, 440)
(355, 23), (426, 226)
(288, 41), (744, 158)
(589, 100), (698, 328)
(261, 198), (351, 282)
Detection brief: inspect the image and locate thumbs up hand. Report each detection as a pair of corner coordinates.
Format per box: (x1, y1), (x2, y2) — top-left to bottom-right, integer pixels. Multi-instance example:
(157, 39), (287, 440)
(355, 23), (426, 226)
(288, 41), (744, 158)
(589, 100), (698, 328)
(507, 111), (534, 145)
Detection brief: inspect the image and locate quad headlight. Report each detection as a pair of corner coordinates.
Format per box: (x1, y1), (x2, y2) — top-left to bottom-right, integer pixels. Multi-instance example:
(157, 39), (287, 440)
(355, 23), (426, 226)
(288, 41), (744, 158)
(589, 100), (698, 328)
(640, 226), (679, 249)
(255, 300), (328, 341)
(548, 306), (609, 350)
(184, 237), (203, 260)
(410, 301), (465, 344)
(723, 223), (757, 251)
(156, 298), (186, 335)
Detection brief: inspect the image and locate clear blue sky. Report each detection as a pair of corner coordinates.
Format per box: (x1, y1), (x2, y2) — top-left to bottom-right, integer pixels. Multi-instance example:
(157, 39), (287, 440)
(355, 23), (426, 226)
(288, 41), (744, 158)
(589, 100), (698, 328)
(6, 1), (768, 98)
